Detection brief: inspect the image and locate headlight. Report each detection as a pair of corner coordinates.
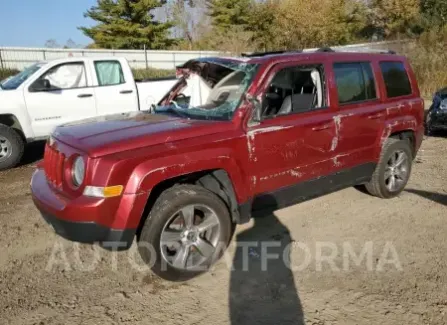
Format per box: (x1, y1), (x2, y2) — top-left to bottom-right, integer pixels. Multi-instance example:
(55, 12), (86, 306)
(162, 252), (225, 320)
(440, 99), (447, 110)
(72, 156), (85, 187)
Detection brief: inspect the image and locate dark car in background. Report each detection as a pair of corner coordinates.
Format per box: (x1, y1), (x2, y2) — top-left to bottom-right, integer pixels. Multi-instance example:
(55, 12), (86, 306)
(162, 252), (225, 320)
(426, 87), (447, 135)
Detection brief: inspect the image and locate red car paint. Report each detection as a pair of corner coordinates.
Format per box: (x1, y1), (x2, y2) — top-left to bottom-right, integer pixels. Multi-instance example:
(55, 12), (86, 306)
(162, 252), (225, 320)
(31, 51), (425, 245)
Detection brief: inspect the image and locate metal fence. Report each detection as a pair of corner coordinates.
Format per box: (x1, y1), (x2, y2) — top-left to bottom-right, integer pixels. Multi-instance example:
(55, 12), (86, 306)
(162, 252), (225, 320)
(0, 41), (405, 71)
(0, 47), (221, 70)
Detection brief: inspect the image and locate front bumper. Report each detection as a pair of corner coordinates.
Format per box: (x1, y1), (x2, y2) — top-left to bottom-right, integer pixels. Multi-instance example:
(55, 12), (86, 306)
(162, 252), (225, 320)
(39, 211), (135, 249)
(427, 109), (447, 130)
(31, 168), (138, 250)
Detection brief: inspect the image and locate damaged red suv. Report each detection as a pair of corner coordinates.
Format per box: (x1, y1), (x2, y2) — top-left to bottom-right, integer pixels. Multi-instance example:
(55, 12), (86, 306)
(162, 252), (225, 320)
(31, 49), (425, 280)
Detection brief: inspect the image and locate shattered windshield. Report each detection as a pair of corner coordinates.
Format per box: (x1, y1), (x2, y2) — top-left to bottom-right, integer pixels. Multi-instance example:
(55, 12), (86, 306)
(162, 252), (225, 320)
(1, 63), (43, 90)
(154, 59), (259, 121)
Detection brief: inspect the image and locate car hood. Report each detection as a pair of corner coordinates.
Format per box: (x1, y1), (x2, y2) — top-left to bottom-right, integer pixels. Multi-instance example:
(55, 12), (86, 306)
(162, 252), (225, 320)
(437, 87), (447, 98)
(53, 111), (232, 157)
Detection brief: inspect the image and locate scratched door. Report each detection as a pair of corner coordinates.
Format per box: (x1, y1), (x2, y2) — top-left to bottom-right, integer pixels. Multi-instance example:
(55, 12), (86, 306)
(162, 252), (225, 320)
(248, 110), (337, 196)
(246, 61), (339, 196)
(329, 61), (386, 168)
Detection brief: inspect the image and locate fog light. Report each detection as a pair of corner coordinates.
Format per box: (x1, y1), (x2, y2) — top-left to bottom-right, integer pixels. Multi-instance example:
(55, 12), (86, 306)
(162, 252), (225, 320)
(84, 185), (124, 198)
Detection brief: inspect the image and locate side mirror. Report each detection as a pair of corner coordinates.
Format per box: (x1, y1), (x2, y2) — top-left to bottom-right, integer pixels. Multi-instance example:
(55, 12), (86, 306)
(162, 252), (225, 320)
(246, 94), (262, 123)
(31, 78), (51, 92)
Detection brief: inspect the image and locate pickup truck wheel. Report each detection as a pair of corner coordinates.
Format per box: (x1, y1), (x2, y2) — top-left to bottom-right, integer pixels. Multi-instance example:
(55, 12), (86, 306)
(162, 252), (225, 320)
(365, 138), (412, 199)
(138, 185), (233, 281)
(0, 125), (24, 171)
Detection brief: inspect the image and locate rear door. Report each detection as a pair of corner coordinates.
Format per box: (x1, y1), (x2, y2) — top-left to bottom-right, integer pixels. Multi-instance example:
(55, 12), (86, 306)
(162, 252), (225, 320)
(91, 59), (139, 115)
(24, 61), (97, 138)
(329, 61), (385, 168)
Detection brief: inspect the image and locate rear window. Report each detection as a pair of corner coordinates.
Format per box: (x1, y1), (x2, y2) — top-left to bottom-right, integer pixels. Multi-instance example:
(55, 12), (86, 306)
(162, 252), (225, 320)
(333, 62), (377, 104)
(380, 61), (412, 98)
(94, 60), (125, 86)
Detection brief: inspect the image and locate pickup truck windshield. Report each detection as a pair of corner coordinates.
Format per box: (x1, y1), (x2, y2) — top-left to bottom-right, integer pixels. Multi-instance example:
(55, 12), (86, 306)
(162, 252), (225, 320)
(1, 63), (43, 90)
(155, 60), (259, 121)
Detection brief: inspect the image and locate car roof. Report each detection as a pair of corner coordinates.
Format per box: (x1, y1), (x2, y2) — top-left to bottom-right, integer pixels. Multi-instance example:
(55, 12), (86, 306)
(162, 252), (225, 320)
(195, 50), (406, 69)
(43, 56), (121, 66)
(243, 50), (406, 65)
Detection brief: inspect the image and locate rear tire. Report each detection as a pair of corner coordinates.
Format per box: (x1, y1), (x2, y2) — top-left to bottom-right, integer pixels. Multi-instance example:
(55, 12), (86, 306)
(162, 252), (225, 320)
(138, 184), (233, 281)
(365, 138), (413, 199)
(0, 124), (24, 171)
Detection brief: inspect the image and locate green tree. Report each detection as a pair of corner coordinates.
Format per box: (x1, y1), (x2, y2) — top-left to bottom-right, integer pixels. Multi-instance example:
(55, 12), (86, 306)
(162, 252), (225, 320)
(206, 0), (252, 31)
(421, 0), (447, 26)
(247, 0), (279, 51)
(274, 0), (367, 49)
(79, 0), (175, 49)
(366, 0), (421, 38)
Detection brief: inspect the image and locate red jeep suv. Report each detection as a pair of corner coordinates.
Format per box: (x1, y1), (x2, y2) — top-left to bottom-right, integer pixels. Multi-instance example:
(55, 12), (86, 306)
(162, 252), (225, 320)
(31, 49), (425, 280)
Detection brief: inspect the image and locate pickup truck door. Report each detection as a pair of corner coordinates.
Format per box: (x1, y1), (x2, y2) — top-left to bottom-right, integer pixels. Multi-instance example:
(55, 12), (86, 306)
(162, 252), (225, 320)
(91, 59), (139, 115)
(247, 61), (339, 208)
(24, 61), (97, 138)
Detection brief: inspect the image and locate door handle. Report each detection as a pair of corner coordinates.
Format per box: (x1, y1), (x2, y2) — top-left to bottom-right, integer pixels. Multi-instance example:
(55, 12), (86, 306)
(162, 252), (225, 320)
(78, 94), (93, 98)
(120, 90), (133, 94)
(312, 123), (331, 131)
(368, 113), (385, 120)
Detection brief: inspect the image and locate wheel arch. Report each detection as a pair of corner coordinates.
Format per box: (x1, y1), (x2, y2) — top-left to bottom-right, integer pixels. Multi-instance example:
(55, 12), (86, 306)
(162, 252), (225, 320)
(377, 117), (419, 160)
(135, 168), (247, 239)
(0, 114), (26, 141)
(389, 129), (416, 158)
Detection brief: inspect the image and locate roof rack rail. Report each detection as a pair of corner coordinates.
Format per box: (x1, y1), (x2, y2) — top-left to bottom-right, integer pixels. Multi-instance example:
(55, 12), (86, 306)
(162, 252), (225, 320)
(240, 47), (396, 58)
(314, 47), (396, 54)
(241, 50), (303, 57)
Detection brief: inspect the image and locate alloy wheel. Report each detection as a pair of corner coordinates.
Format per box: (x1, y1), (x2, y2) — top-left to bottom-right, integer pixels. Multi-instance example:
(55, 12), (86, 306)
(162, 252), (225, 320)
(384, 150), (410, 192)
(160, 204), (221, 270)
(0, 136), (12, 162)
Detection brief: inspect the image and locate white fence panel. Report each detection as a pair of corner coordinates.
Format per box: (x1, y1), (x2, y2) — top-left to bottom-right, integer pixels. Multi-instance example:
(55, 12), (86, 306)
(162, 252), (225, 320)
(0, 46), (222, 70)
(0, 41), (404, 71)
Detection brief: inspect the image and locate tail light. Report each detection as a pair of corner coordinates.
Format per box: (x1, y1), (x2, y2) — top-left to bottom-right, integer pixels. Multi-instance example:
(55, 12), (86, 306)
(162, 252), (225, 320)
(44, 143), (66, 187)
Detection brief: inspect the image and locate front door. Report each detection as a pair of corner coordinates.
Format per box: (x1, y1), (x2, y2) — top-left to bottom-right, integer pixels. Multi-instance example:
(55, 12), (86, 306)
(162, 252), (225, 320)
(247, 61), (338, 208)
(25, 62), (97, 138)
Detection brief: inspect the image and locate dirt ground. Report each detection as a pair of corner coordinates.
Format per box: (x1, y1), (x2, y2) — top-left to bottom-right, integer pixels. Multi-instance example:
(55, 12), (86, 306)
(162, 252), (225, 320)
(0, 135), (446, 325)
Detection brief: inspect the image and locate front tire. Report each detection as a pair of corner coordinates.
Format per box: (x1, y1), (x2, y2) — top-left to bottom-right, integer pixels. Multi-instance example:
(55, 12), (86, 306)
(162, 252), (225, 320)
(365, 138), (413, 199)
(138, 185), (233, 281)
(0, 124), (24, 171)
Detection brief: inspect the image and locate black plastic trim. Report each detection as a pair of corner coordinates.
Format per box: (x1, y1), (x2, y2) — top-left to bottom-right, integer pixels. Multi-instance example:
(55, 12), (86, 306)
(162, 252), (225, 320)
(39, 211), (135, 251)
(238, 163), (376, 222)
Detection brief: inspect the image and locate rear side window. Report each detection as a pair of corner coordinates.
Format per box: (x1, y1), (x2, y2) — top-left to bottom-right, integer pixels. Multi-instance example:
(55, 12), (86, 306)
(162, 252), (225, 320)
(94, 60), (125, 86)
(334, 62), (377, 104)
(380, 61), (412, 98)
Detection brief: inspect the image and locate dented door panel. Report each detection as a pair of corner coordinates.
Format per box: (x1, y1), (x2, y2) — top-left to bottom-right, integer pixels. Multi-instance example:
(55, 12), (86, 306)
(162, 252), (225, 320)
(247, 109), (337, 196)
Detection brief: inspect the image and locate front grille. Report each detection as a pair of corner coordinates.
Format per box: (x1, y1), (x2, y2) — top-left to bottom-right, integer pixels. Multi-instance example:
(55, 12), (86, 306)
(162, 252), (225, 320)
(44, 144), (66, 187)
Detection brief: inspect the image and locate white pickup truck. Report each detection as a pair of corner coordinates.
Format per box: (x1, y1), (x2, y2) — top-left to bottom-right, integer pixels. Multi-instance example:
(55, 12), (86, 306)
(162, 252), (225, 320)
(0, 57), (178, 170)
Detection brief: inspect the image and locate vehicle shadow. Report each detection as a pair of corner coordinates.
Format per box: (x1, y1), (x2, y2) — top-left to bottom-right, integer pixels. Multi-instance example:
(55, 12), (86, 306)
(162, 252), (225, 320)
(405, 189), (447, 206)
(19, 140), (46, 167)
(229, 195), (305, 325)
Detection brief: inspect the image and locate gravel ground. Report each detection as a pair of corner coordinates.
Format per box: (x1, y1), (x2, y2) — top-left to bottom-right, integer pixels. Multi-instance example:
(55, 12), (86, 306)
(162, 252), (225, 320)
(0, 135), (446, 325)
